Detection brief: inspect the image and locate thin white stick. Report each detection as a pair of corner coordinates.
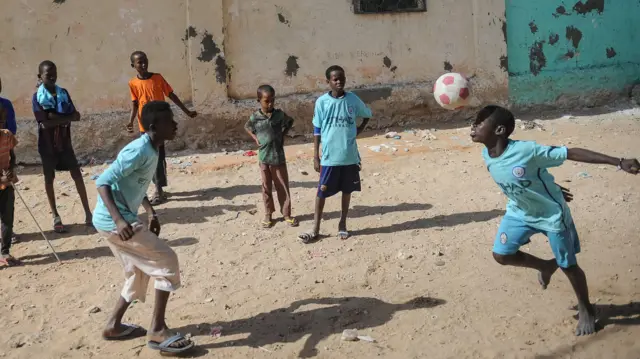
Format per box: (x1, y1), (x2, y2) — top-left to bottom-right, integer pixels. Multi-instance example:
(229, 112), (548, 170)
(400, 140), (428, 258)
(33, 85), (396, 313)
(13, 185), (61, 262)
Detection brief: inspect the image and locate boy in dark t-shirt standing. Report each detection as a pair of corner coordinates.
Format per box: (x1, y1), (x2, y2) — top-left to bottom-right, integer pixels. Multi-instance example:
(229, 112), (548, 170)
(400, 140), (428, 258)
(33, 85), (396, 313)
(245, 85), (298, 228)
(32, 60), (92, 232)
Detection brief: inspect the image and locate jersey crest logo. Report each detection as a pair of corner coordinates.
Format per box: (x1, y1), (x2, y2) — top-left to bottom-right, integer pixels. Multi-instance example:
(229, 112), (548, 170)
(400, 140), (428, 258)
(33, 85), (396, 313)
(500, 232), (508, 244)
(512, 166), (526, 178)
(348, 106), (354, 115)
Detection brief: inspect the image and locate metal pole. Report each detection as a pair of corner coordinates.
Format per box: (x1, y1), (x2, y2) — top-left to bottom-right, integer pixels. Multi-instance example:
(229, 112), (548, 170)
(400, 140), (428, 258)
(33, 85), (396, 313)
(13, 185), (61, 263)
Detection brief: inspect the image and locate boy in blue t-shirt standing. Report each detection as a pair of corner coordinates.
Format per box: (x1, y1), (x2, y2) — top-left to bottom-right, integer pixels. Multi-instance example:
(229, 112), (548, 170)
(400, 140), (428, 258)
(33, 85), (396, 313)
(298, 65), (372, 244)
(471, 105), (639, 336)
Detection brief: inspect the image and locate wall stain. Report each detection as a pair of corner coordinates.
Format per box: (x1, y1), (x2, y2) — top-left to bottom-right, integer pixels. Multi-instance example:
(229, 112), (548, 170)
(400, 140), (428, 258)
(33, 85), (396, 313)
(500, 11), (507, 44)
(565, 26), (583, 48)
(529, 41), (546, 76)
(499, 11), (508, 73)
(564, 50), (575, 59)
(606, 47), (617, 58)
(183, 26), (197, 41)
(277, 13), (291, 26)
(53, 0), (66, 3)
(285, 55), (300, 77)
(443, 61), (453, 72)
(382, 56), (397, 72)
(549, 33), (560, 45)
(528, 21), (538, 34)
(215, 56), (227, 83)
(197, 31), (221, 62)
(499, 55), (509, 72)
(553, 5), (568, 17)
(573, 0), (604, 15)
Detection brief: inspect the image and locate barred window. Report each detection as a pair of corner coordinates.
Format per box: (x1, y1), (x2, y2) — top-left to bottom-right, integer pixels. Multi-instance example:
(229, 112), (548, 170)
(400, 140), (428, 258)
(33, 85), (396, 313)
(353, 0), (427, 14)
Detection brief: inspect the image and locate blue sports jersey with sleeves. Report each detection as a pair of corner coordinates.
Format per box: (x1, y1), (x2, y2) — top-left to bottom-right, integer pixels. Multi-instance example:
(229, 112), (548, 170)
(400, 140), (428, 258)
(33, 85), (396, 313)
(482, 139), (572, 232)
(92, 134), (158, 231)
(312, 92), (372, 166)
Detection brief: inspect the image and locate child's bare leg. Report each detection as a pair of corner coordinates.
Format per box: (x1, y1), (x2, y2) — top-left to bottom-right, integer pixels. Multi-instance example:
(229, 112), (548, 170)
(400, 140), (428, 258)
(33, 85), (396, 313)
(147, 289), (191, 348)
(561, 265), (596, 335)
(102, 296), (132, 337)
(313, 196), (325, 234)
(70, 168), (92, 223)
(299, 196), (324, 243)
(338, 193), (351, 239)
(44, 178), (59, 218)
(493, 251), (559, 289)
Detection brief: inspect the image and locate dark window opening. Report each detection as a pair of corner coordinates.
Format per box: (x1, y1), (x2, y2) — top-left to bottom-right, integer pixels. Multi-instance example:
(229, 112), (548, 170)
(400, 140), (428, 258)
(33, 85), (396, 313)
(353, 0), (427, 14)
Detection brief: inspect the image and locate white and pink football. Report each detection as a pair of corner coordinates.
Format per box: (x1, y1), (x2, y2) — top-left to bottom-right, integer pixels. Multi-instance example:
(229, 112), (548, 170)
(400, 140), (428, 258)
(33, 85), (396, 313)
(433, 72), (471, 110)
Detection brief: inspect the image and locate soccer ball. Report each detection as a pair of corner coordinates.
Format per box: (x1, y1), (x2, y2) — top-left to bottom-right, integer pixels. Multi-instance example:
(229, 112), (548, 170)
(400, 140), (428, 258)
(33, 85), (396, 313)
(433, 72), (470, 110)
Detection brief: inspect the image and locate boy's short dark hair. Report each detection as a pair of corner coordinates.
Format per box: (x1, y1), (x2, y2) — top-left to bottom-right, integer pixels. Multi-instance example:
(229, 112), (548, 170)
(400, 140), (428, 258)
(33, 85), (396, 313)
(130, 51), (147, 63)
(476, 105), (515, 137)
(257, 84), (275, 99)
(141, 101), (172, 132)
(325, 65), (345, 80)
(38, 60), (56, 74)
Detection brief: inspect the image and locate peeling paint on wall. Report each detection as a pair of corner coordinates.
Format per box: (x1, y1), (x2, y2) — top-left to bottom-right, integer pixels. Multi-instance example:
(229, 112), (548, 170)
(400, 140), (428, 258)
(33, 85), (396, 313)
(215, 56), (227, 83)
(284, 55), (300, 77)
(443, 61), (453, 72)
(184, 26), (197, 41)
(197, 31), (221, 62)
(565, 26), (583, 49)
(528, 41), (546, 76)
(506, 0), (640, 105)
(383, 56), (397, 72)
(572, 0), (605, 15)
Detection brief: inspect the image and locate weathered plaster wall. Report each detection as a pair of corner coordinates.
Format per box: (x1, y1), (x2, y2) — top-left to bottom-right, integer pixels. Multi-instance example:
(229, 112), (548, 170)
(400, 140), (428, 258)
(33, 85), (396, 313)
(506, 0), (640, 105)
(0, 0), (507, 162)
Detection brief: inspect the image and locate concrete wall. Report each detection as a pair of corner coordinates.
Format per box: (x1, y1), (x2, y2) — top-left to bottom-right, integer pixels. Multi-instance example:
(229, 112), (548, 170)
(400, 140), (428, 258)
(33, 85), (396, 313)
(506, 0), (640, 105)
(0, 0), (508, 162)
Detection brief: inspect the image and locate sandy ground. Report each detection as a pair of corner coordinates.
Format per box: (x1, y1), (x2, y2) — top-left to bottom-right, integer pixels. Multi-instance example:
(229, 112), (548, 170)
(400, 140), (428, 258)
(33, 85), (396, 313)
(1, 109), (639, 359)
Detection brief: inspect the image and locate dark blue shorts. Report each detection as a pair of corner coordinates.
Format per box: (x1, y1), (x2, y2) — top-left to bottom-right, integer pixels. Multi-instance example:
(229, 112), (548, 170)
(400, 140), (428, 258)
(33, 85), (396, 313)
(317, 165), (361, 198)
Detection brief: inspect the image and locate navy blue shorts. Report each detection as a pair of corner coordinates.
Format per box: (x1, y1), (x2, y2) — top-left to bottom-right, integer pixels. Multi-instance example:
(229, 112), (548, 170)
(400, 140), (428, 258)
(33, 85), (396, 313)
(317, 165), (361, 198)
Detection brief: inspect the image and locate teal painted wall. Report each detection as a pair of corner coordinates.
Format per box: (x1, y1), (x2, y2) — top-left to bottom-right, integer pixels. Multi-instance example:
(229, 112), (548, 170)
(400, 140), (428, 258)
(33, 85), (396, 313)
(506, 0), (640, 105)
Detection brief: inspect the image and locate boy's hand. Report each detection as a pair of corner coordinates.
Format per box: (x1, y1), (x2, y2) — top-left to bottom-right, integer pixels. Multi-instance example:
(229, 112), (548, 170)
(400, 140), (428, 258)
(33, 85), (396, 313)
(148, 215), (161, 236)
(5, 170), (16, 184)
(620, 158), (640, 174)
(314, 157), (320, 173)
(126, 122), (134, 133)
(115, 219), (134, 241)
(186, 110), (197, 118)
(557, 184), (573, 202)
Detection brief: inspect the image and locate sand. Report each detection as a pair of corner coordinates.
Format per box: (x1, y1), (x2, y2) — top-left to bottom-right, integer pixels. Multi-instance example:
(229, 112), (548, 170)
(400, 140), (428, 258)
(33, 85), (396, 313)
(1, 109), (639, 359)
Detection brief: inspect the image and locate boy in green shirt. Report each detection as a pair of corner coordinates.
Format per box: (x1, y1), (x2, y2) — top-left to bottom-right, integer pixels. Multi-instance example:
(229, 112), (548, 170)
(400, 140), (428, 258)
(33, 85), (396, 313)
(245, 85), (299, 228)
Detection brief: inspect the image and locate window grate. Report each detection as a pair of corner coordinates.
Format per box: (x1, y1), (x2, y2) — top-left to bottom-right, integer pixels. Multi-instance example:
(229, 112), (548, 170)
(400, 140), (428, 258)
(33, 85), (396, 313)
(353, 0), (427, 14)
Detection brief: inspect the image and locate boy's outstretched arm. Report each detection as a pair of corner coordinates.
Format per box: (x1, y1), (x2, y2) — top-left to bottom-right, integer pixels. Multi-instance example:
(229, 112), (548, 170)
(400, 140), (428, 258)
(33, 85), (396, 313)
(357, 118), (370, 136)
(167, 92), (197, 118)
(567, 148), (639, 174)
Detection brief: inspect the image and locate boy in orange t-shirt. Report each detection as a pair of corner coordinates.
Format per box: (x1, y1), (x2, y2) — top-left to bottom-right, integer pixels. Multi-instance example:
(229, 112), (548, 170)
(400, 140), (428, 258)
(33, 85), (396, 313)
(127, 51), (197, 204)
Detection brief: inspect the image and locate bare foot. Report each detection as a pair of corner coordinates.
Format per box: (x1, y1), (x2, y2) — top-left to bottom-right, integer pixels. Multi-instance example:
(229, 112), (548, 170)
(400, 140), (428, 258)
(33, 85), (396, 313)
(575, 303), (597, 336)
(537, 259), (558, 290)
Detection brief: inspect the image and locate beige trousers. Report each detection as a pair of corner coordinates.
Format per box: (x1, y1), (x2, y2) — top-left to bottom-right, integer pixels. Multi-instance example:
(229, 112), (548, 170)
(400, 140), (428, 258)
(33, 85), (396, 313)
(101, 222), (180, 303)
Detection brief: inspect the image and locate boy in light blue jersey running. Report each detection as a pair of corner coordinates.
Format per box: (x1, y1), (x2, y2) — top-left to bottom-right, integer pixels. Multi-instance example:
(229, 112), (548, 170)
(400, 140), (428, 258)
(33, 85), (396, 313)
(470, 105), (639, 337)
(298, 65), (372, 243)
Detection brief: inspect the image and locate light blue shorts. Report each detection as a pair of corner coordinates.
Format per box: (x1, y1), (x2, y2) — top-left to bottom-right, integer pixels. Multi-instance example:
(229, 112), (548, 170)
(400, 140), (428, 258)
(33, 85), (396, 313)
(492, 216), (581, 268)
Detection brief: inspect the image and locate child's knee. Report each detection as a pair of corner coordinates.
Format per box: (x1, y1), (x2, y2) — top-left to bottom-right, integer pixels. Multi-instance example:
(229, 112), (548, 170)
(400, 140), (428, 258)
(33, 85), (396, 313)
(70, 168), (83, 180)
(493, 252), (511, 265)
